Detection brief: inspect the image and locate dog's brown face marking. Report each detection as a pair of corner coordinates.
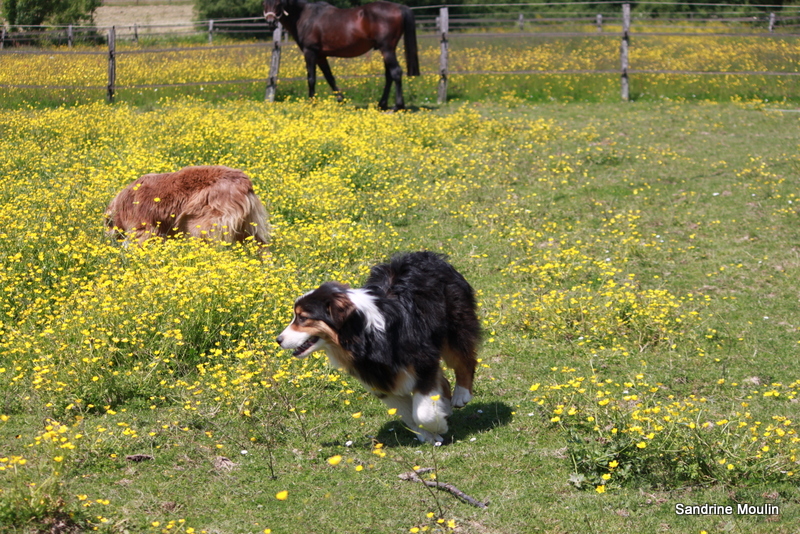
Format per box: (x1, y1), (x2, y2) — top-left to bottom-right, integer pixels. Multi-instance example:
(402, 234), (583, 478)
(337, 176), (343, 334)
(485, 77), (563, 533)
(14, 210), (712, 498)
(276, 282), (355, 360)
(294, 305), (340, 345)
(276, 308), (326, 358)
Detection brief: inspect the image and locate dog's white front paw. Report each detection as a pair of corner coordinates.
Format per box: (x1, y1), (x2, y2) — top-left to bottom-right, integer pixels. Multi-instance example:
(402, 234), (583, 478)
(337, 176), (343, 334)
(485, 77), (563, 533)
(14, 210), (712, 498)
(451, 386), (473, 408)
(415, 429), (445, 444)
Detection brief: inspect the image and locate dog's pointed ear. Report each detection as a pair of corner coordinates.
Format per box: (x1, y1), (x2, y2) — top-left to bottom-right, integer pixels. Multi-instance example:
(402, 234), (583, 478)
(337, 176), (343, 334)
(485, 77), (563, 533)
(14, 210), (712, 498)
(328, 290), (368, 352)
(328, 290), (355, 327)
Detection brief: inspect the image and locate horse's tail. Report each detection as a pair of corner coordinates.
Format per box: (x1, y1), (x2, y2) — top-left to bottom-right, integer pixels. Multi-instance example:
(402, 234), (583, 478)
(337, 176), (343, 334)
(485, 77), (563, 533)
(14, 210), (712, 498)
(402, 6), (420, 76)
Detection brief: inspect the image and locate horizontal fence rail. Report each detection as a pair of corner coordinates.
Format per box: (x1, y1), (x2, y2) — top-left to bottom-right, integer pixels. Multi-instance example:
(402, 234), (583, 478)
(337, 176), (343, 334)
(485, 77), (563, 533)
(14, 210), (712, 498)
(2, 3), (799, 45)
(1, 3), (799, 102)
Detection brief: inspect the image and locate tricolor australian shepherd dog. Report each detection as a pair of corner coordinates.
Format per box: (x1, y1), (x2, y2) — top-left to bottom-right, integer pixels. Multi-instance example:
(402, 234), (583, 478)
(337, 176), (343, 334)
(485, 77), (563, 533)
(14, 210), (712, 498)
(277, 251), (480, 444)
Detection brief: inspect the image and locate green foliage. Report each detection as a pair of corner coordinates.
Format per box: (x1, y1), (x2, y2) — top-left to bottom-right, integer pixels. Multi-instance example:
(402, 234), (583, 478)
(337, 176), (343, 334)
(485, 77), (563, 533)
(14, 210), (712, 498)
(2, 0), (49, 26)
(48, 0), (101, 25)
(194, 0), (363, 19)
(0, 428), (96, 533)
(1, 0), (100, 27)
(194, 0), (263, 20)
(633, 0), (799, 16)
(537, 373), (800, 491)
(0, 484), (89, 533)
(400, 0), (800, 15)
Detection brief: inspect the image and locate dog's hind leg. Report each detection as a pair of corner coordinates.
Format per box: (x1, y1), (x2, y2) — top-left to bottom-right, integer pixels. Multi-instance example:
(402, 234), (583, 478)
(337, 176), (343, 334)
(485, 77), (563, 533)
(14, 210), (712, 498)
(441, 343), (477, 408)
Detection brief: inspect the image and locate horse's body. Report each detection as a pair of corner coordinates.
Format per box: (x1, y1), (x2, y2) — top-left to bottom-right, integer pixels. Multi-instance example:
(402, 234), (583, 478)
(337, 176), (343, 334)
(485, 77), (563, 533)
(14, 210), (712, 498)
(263, 0), (419, 110)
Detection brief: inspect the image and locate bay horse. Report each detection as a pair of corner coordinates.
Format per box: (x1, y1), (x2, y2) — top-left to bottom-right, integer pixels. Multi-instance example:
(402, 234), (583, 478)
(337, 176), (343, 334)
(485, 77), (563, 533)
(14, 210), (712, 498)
(263, 0), (420, 111)
(105, 165), (270, 247)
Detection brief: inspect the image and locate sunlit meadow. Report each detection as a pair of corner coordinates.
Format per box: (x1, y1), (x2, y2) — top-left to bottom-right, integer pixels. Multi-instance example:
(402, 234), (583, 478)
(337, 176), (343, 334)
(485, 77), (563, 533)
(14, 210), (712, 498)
(1, 17), (800, 530)
(1, 30), (797, 106)
(0, 96), (798, 532)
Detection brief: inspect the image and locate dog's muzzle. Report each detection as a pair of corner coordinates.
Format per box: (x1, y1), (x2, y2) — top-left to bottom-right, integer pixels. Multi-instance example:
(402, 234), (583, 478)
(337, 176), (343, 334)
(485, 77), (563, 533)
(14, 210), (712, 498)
(276, 333), (321, 358)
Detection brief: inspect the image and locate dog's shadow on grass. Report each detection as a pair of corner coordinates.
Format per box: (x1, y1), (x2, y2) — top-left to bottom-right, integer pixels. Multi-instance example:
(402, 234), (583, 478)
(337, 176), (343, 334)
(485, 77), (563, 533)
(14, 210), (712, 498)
(375, 401), (514, 447)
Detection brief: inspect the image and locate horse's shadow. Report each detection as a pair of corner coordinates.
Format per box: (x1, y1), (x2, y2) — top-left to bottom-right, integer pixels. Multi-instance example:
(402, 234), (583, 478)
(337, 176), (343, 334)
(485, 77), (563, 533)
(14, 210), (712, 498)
(375, 401), (514, 447)
(350, 103), (437, 113)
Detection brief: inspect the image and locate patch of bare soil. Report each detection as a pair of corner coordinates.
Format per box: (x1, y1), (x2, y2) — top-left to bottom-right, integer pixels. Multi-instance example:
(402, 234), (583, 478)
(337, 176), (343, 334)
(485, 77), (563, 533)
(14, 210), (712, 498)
(94, 4), (195, 34)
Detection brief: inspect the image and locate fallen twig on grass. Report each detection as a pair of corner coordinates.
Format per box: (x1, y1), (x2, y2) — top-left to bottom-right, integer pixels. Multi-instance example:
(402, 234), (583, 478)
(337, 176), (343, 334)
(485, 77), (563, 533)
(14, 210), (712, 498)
(125, 454), (154, 462)
(398, 468), (489, 509)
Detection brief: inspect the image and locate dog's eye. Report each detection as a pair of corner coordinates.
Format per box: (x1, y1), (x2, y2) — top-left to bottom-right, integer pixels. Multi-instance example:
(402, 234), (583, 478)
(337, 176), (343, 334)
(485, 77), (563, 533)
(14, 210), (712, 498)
(296, 314), (309, 323)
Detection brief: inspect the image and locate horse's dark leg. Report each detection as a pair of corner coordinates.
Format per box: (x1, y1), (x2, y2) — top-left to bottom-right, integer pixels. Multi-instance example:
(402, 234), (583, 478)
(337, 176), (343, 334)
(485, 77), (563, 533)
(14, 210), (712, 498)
(303, 49), (317, 99)
(393, 67), (404, 111)
(317, 57), (343, 102)
(380, 50), (404, 111)
(378, 63), (392, 110)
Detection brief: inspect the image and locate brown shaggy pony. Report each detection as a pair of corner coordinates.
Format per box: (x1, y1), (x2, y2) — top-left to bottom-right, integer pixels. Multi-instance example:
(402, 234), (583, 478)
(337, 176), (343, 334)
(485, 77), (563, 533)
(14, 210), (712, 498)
(105, 165), (270, 246)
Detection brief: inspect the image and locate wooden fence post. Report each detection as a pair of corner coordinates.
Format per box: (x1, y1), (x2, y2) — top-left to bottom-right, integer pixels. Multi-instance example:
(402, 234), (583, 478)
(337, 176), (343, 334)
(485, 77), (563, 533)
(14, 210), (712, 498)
(265, 23), (283, 102)
(68, 25), (73, 47)
(596, 14), (603, 32)
(134, 23), (139, 44)
(437, 7), (449, 105)
(2, 27), (6, 50)
(769, 13), (776, 32)
(518, 14), (524, 31)
(107, 26), (116, 103)
(620, 4), (630, 102)
(208, 20), (214, 44)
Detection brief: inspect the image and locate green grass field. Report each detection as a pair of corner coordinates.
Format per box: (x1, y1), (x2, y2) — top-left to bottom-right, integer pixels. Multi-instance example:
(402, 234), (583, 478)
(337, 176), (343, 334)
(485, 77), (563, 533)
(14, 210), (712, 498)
(1, 31), (798, 108)
(1, 23), (800, 533)
(0, 97), (799, 534)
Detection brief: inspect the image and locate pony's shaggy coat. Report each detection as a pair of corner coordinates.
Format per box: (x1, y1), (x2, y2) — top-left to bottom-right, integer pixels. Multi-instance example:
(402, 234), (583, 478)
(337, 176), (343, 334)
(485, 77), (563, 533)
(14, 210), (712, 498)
(105, 165), (270, 245)
(277, 251), (481, 443)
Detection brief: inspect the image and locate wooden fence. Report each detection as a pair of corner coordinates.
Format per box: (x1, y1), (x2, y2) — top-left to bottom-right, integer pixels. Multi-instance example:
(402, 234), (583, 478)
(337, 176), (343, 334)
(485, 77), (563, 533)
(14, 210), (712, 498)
(1, 4), (799, 103)
(3, 5), (798, 48)
(0, 18), (275, 46)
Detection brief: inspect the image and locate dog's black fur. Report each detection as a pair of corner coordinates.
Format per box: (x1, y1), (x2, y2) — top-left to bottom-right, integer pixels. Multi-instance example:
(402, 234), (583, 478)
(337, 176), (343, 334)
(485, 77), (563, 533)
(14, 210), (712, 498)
(277, 251), (481, 442)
